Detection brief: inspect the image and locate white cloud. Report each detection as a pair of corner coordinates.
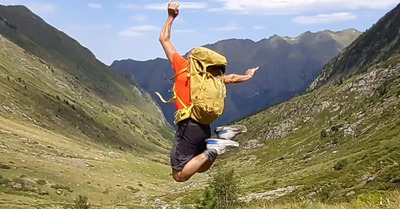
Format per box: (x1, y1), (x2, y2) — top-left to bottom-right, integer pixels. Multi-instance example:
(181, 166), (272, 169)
(212, 25), (243, 31)
(88, 3), (102, 9)
(211, 0), (399, 14)
(118, 25), (159, 37)
(118, 3), (140, 9)
(146, 2), (208, 10)
(130, 15), (147, 22)
(293, 12), (357, 24)
(253, 25), (265, 30)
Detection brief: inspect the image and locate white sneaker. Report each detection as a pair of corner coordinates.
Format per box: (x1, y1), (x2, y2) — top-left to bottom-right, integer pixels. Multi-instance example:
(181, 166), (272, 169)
(214, 125), (247, 140)
(205, 138), (239, 155)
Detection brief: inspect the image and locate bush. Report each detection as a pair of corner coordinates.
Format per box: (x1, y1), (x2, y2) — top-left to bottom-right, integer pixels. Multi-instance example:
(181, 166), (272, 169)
(320, 129), (327, 139)
(197, 187), (217, 209)
(333, 159), (348, 171)
(36, 179), (46, 185)
(377, 84), (388, 96)
(51, 184), (72, 192)
(0, 164), (11, 169)
(209, 168), (239, 208)
(127, 186), (140, 193)
(74, 195), (91, 209)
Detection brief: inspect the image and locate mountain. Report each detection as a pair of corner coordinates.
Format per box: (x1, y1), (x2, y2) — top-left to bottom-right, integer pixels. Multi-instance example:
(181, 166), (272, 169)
(183, 3), (400, 206)
(111, 58), (177, 127)
(111, 29), (361, 128)
(0, 5), (180, 208)
(308, 3), (400, 91)
(0, 4), (174, 153)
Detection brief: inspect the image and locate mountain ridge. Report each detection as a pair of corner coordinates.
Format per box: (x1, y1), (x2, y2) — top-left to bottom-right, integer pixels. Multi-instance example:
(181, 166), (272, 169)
(308, 3), (400, 91)
(0, 4), (173, 152)
(112, 29), (361, 128)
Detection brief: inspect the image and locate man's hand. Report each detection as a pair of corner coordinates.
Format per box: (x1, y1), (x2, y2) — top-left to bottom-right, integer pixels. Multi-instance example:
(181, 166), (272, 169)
(245, 67), (259, 79)
(224, 67), (259, 84)
(168, 0), (180, 18)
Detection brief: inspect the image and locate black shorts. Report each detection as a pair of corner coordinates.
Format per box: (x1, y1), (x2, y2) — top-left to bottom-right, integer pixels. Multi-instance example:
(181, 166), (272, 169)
(170, 118), (211, 171)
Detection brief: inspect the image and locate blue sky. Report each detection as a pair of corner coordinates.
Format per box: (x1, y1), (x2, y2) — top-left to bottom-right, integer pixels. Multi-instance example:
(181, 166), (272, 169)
(0, 0), (398, 65)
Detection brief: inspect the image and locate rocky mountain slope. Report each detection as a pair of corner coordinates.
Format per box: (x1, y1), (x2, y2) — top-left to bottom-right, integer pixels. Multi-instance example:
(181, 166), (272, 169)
(112, 29), (361, 128)
(202, 3), (400, 206)
(156, 3), (400, 207)
(0, 5), (173, 152)
(308, 3), (400, 90)
(0, 6), (179, 208)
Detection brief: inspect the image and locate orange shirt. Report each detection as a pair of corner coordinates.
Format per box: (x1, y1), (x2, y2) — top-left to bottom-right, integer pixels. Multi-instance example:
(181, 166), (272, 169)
(172, 53), (191, 110)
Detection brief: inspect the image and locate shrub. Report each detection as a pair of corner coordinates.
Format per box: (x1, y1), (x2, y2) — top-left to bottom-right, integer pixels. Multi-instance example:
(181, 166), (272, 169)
(127, 186), (140, 193)
(36, 179), (46, 185)
(209, 168), (239, 208)
(333, 159), (348, 171)
(74, 195), (91, 209)
(320, 129), (327, 139)
(0, 164), (11, 169)
(197, 187), (217, 209)
(377, 84), (388, 96)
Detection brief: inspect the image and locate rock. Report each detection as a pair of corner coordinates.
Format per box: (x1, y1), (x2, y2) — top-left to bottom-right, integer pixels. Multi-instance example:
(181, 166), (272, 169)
(244, 139), (264, 149)
(239, 185), (301, 203)
(306, 192), (317, 200)
(39, 190), (49, 195)
(8, 182), (23, 189)
(154, 199), (168, 209)
(56, 189), (63, 195)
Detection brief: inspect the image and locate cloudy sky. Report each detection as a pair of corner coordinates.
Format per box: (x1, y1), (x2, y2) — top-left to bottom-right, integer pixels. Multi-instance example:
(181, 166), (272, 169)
(0, 0), (398, 65)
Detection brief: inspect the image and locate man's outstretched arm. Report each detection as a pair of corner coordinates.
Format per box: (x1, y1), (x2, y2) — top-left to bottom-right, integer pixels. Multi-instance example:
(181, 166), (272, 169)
(224, 67), (259, 84)
(159, 0), (179, 64)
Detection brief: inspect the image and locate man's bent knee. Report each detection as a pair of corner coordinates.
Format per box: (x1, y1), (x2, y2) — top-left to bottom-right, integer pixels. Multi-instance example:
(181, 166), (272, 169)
(172, 170), (190, 182)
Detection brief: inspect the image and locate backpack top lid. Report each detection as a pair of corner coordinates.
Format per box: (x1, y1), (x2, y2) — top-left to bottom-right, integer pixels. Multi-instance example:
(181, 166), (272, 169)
(190, 47), (227, 73)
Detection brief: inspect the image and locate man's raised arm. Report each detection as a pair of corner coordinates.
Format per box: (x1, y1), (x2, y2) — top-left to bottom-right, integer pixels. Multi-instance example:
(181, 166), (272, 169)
(159, 0), (180, 64)
(224, 67), (259, 84)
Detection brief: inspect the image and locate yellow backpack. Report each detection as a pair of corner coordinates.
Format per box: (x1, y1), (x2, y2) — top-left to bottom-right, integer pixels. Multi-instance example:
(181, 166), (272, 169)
(156, 47), (227, 125)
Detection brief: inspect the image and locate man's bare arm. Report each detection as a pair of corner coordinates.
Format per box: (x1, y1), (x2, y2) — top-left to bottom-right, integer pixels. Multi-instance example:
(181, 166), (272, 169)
(159, 1), (180, 64)
(224, 67), (259, 84)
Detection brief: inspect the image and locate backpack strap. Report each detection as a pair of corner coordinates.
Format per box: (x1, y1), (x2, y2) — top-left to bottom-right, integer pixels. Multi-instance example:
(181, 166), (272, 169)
(154, 85), (191, 110)
(171, 67), (189, 80)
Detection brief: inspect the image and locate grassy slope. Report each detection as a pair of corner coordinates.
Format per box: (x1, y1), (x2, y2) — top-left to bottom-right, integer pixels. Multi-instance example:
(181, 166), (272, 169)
(224, 60), (400, 203)
(0, 115), (174, 209)
(0, 5), (175, 152)
(0, 32), (173, 153)
(171, 58), (400, 207)
(0, 31), (188, 208)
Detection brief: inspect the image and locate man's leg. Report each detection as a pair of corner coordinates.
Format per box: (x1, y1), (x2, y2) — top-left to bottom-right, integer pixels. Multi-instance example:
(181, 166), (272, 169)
(171, 119), (213, 182)
(172, 153), (214, 182)
(172, 139), (238, 182)
(197, 158), (216, 173)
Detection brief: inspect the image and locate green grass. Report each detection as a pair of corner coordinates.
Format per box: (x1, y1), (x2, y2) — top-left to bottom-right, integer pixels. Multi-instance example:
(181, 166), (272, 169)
(0, 21), (186, 208)
(0, 115), (181, 208)
(1, 6), (400, 208)
(173, 63), (400, 207)
(0, 33), (173, 154)
(238, 191), (400, 209)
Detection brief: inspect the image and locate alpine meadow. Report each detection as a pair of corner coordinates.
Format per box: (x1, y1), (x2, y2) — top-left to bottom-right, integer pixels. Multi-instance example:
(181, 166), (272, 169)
(0, 2), (400, 209)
